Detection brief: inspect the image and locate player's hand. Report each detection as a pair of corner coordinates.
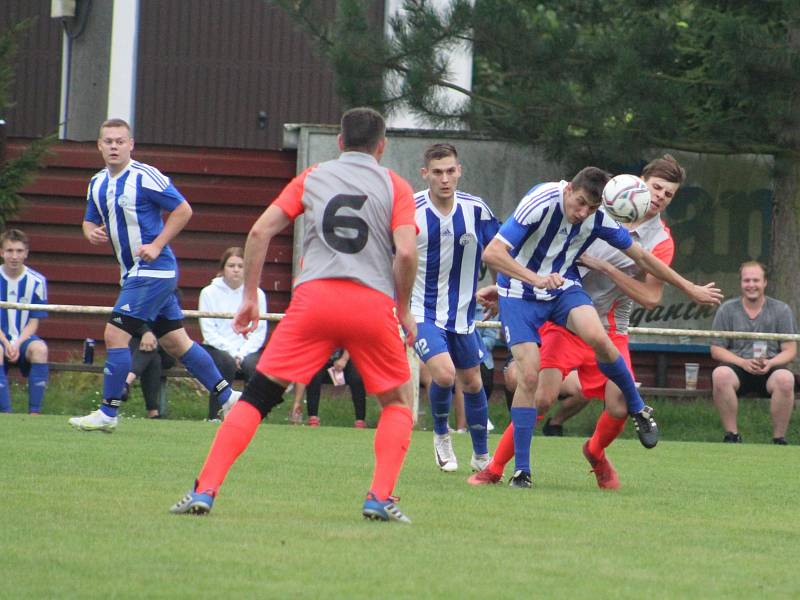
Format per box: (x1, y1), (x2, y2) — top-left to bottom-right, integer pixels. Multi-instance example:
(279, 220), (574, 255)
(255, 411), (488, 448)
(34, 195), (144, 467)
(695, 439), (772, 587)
(690, 282), (723, 306)
(139, 332), (157, 351)
(88, 225), (109, 245)
(576, 254), (608, 272)
(534, 272), (565, 289)
(476, 285), (499, 318)
(5, 342), (19, 362)
(233, 299), (260, 336)
(136, 243), (163, 262)
(398, 309), (417, 347)
(741, 358), (763, 375)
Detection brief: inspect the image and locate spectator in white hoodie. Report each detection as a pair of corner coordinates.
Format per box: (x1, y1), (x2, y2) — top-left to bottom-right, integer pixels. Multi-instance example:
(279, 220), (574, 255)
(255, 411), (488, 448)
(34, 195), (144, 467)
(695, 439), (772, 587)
(199, 247), (268, 419)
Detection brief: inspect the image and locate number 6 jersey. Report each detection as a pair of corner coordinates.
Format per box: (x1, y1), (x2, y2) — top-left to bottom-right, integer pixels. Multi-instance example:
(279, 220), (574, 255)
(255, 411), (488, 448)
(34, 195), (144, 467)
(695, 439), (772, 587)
(273, 151), (416, 300)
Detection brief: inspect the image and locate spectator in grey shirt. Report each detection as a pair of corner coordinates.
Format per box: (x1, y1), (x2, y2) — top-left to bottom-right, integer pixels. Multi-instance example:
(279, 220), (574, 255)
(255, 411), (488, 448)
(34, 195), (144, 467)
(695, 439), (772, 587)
(710, 261), (796, 445)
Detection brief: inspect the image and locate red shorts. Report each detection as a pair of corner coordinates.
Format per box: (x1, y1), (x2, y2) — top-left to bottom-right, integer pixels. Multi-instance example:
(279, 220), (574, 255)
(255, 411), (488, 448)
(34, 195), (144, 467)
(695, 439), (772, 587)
(539, 322), (632, 401)
(257, 279), (410, 394)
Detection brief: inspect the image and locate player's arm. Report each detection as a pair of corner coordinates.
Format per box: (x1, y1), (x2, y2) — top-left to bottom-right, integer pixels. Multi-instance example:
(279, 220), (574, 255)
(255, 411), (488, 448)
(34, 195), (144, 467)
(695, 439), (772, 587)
(482, 238), (563, 289)
(766, 341), (797, 370)
(138, 201), (193, 262)
(393, 223), (418, 346)
(82, 221), (108, 245)
(234, 204), (291, 335)
(621, 242), (722, 305)
(578, 253), (664, 310)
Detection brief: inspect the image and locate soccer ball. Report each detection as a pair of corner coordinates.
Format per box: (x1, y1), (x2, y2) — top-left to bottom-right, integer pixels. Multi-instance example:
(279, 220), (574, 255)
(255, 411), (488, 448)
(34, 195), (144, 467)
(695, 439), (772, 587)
(601, 174), (651, 223)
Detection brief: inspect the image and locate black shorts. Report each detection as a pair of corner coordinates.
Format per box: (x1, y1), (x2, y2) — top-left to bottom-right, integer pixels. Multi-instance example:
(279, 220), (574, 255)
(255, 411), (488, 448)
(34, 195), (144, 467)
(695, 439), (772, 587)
(723, 363), (785, 397)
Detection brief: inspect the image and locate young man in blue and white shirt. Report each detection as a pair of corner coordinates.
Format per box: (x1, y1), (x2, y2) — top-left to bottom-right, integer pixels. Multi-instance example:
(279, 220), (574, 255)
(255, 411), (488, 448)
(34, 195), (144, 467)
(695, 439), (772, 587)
(481, 166), (722, 487)
(0, 229), (49, 414)
(69, 118), (239, 432)
(412, 143), (500, 472)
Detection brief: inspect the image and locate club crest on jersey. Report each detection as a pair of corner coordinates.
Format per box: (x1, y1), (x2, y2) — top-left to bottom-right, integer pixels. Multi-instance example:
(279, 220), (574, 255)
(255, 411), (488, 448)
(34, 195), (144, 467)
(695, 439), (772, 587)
(117, 194), (131, 208)
(459, 233), (477, 247)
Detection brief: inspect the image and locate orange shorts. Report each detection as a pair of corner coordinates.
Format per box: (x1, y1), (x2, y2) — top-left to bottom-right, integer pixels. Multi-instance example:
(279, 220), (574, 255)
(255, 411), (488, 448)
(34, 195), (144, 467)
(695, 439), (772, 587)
(257, 279), (410, 394)
(539, 322), (632, 401)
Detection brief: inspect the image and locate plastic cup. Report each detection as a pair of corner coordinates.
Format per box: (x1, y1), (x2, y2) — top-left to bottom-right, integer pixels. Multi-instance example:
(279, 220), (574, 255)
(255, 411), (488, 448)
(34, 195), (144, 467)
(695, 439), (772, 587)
(685, 363), (700, 390)
(753, 341), (768, 359)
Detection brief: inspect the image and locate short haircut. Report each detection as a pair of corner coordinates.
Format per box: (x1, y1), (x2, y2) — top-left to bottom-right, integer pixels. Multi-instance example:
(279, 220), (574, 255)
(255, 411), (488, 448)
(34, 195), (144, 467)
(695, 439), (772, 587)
(571, 167), (612, 206)
(739, 260), (767, 278)
(218, 246), (244, 273)
(0, 228), (29, 249)
(642, 154), (686, 185)
(99, 118), (133, 138)
(423, 143), (458, 166)
(340, 107), (385, 153)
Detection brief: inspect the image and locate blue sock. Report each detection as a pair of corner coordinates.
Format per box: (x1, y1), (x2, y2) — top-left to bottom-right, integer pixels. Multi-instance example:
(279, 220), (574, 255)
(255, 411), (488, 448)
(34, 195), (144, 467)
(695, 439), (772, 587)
(464, 389), (489, 455)
(0, 368), (10, 412)
(101, 348), (131, 417)
(180, 343), (231, 404)
(597, 355), (645, 414)
(429, 381), (452, 435)
(511, 406), (537, 474)
(27, 363), (48, 413)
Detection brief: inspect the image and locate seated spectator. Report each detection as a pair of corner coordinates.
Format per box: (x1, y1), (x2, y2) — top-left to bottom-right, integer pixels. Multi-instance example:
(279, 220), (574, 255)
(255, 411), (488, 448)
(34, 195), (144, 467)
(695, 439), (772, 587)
(199, 247), (267, 420)
(0, 229), (49, 414)
(123, 328), (176, 418)
(710, 261), (797, 445)
(302, 349), (367, 428)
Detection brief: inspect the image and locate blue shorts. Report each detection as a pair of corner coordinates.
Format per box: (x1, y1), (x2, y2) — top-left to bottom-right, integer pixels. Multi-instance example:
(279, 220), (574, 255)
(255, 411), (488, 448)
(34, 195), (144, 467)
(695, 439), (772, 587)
(115, 276), (184, 322)
(499, 286), (593, 347)
(414, 321), (483, 369)
(3, 336), (45, 377)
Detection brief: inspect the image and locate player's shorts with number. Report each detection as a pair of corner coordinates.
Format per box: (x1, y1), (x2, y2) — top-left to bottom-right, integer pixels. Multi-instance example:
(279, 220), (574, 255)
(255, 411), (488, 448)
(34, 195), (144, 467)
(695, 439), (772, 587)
(257, 279), (410, 394)
(539, 322), (632, 401)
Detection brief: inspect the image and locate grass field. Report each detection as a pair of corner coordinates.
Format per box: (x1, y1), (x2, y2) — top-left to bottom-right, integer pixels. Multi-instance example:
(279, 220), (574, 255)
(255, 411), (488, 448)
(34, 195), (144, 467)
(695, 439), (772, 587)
(2, 412), (799, 599)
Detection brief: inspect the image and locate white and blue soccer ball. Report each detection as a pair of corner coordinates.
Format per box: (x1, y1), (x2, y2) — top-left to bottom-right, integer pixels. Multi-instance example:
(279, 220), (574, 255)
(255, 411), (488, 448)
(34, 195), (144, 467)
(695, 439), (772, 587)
(602, 174), (651, 224)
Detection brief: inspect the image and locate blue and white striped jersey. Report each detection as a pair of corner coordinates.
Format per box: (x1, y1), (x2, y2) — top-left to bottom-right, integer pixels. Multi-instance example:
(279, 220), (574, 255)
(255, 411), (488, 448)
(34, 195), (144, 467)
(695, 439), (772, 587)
(496, 180), (632, 301)
(411, 190), (500, 333)
(84, 161), (185, 283)
(0, 265), (48, 341)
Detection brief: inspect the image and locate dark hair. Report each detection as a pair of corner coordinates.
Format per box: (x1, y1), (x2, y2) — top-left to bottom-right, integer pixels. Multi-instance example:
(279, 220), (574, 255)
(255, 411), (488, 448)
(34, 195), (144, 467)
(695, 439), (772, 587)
(571, 167), (612, 206)
(99, 118), (133, 138)
(423, 143), (458, 166)
(340, 107), (385, 153)
(0, 228), (29, 249)
(218, 246), (244, 274)
(642, 154), (686, 185)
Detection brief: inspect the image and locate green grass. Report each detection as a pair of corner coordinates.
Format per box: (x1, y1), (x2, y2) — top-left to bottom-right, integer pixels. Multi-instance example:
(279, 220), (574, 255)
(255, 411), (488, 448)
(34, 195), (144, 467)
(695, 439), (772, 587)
(1, 414), (799, 598)
(8, 371), (797, 445)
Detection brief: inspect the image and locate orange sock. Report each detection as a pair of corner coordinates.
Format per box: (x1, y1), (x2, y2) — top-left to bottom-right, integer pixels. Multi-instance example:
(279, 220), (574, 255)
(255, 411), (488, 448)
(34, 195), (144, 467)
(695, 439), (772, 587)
(587, 410), (627, 459)
(489, 422), (515, 476)
(196, 401), (262, 494)
(369, 404), (413, 500)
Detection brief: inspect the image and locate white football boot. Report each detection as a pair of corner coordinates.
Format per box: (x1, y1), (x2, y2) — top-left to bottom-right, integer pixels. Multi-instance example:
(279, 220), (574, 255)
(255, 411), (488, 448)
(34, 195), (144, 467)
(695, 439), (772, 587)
(433, 433), (458, 472)
(68, 409), (118, 433)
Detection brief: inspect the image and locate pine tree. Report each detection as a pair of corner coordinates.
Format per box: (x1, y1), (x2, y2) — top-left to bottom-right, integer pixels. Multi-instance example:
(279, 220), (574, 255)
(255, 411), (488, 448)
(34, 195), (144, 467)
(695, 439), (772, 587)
(276, 0), (800, 315)
(0, 19), (54, 230)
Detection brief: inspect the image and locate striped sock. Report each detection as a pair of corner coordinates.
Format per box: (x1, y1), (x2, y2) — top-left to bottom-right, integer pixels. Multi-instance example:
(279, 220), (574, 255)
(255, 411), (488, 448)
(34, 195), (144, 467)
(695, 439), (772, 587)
(587, 410), (627, 459)
(196, 401), (262, 494)
(597, 356), (644, 414)
(428, 381), (452, 435)
(101, 348), (131, 417)
(27, 363), (48, 413)
(369, 404), (413, 500)
(179, 342), (232, 404)
(464, 389), (489, 455)
(511, 407), (537, 474)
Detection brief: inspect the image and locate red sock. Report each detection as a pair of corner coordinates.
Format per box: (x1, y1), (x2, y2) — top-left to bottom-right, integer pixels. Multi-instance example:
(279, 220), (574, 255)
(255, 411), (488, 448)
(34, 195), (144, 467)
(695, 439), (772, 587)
(587, 410), (627, 459)
(369, 404), (413, 500)
(489, 422), (515, 476)
(196, 401), (262, 494)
